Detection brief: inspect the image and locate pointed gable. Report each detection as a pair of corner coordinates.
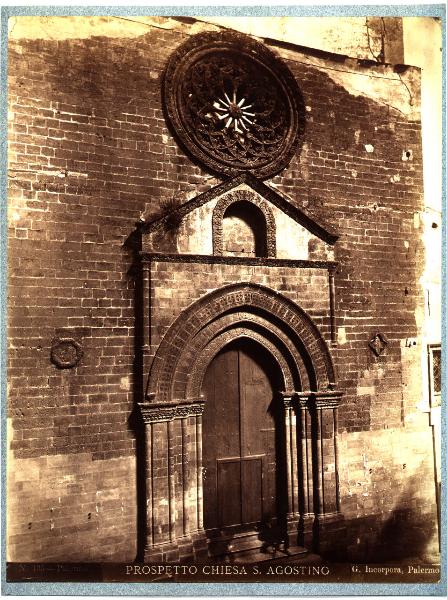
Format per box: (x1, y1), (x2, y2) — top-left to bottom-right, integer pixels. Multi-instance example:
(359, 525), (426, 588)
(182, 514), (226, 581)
(140, 174), (339, 261)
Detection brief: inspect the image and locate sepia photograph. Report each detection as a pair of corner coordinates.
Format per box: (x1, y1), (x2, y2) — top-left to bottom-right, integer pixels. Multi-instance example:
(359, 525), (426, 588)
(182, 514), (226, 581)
(2, 7), (444, 594)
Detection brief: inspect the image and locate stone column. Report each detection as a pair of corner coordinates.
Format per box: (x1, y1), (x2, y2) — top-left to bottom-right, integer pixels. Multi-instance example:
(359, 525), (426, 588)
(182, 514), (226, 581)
(282, 394), (299, 544)
(176, 401), (208, 560)
(306, 390), (345, 556)
(293, 393), (315, 548)
(138, 401), (179, 562)
(195, 406), (204, 532)
(138, 399), (207, 562)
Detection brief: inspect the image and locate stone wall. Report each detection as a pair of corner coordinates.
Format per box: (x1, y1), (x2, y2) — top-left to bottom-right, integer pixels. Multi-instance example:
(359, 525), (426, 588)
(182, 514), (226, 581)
(7, 16), (437, 562)
(7, 451), (137, 561)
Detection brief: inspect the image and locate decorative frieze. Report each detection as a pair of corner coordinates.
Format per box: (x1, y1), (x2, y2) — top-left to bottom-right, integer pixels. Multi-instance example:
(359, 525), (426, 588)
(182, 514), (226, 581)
(138, 401), (205, 424)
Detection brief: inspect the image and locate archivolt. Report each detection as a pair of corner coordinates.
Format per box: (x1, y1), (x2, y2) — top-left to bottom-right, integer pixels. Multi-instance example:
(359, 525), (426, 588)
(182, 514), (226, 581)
(175, 313), (310, 397)
(187, 327), (291, 399)
(147, 282), (336, 402)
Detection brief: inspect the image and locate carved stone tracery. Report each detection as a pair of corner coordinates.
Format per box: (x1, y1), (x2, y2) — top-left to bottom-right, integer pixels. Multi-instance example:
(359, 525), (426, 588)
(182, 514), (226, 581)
(163, 31), (304, 179)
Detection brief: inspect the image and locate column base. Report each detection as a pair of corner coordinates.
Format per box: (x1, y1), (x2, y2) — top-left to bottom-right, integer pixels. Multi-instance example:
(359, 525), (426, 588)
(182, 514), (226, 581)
(297, 513), (315, 549)
(143, 531), (209, 563)
(286, 512), (300, 547)
(192, 529), (209, 561)
(143, 541), (180, 563)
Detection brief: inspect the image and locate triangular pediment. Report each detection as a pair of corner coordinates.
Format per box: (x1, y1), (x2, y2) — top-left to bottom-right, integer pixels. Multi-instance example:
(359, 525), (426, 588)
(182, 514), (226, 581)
(141, 173), (339, 245)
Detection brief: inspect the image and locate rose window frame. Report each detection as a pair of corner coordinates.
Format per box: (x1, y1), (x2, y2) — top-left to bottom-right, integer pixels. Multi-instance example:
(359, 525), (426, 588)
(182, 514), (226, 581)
(163, 31), (305, 179)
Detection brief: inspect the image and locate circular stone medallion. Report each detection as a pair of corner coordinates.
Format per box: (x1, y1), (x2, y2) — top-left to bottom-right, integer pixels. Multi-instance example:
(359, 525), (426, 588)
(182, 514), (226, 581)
(50, 337), (83, 369)
(163, 32), (304, 179)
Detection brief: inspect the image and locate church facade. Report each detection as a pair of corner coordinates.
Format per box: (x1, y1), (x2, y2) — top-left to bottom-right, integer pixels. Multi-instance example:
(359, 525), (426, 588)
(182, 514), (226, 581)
(7, 17), (439, 564)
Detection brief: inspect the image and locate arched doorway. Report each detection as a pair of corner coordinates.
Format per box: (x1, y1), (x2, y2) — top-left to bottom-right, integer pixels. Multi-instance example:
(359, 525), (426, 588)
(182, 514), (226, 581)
(201, 338), (288, 549)
(138, 283), (343, 562)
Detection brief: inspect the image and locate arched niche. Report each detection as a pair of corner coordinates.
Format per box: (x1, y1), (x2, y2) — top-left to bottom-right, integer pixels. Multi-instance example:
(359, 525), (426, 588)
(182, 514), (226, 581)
(222, 200), (267, 257)
(213, 190), (276, 258)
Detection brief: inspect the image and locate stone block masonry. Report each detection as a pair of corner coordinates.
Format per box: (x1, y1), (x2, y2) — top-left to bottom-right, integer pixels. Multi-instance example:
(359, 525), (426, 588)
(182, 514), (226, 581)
(7, 17), (436, 562)
(7, 449), (137, 562)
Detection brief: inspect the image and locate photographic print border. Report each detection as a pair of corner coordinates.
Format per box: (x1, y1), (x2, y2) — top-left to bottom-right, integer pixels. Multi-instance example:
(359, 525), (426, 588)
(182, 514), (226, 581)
(1, 2), (445, 597)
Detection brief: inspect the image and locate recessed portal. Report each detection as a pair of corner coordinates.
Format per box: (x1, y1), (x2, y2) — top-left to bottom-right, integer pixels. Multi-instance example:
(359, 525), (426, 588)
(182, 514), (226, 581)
(201, 338), (288, 537)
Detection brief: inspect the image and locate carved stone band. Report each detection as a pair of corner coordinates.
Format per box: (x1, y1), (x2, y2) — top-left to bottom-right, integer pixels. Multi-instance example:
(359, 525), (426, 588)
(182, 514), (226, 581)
(138, 401), (205, 423)
(295, 391), (344, 410)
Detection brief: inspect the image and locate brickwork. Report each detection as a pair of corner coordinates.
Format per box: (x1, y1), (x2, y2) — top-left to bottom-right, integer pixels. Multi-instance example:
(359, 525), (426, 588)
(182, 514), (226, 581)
(149, 262), (331, 351)
(339, 425), (438, 560)
(7, 451), (137, 561)
(7, 18), (436, 562)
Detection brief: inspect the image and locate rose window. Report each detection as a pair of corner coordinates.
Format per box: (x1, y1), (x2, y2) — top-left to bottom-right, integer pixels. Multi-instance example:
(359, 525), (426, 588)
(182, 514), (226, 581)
(212, 91), (255, 134)
(163, 32), (304, 179)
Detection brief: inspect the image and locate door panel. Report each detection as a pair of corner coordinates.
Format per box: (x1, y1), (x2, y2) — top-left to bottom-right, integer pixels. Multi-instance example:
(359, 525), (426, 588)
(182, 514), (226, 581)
(217, 460), (242, 527)
(241, 458), (263, 524)
(239, 344), (277, 520)
(260, 428), (276, 519)
(202, 348), (239, 530)
(202, 339), (283, 532)
(239, 346), (274, 458)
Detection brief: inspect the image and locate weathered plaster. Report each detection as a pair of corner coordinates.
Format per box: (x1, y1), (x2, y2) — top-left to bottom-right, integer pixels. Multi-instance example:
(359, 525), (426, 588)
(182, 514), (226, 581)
(145, 182), (334, 261)
(403, 17), (442, 213)
(8, 15), (422, 120)
(8, 15), (219, 40)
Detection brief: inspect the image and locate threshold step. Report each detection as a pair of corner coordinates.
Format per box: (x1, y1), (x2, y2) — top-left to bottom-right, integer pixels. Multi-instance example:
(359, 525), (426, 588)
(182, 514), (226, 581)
(232, 544), (309, 564)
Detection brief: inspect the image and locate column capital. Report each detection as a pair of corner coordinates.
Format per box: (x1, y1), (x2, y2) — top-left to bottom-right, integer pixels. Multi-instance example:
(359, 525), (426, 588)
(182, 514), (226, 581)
(138, 401), (177, 423)
(294, 390), (343, 410)
(138, 399), (205, 423)
(279, 390), (295, 409)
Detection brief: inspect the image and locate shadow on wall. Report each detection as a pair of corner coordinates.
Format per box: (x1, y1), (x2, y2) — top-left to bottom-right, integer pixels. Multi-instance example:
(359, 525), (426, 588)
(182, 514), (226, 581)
(343, 472), (439, 562)
(375, 473), (438, 561)
(123, 229), (148, 562)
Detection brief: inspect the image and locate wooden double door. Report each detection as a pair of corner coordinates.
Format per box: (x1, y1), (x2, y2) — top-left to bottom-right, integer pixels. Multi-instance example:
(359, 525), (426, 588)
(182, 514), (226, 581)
(201, 339), (287, 534)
